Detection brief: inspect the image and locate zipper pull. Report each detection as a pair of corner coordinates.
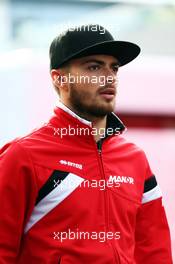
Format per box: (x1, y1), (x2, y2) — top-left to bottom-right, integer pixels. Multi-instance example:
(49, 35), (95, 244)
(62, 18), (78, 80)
(97, 139), (102, 154)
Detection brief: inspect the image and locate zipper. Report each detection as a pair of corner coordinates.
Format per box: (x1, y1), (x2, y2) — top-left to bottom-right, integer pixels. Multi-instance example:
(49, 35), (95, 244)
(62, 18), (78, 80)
(97, 139), (102, 154)
(96, 139), (121, 264)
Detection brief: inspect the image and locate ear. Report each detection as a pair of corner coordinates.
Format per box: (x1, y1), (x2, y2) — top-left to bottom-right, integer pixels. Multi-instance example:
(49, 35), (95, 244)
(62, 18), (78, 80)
(50, 69), (60, 89)
(50, 69), (69, 95)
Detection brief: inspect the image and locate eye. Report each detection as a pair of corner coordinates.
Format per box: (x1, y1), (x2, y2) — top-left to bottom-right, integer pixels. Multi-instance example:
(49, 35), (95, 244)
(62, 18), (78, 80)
(87, 64), (100, 71)
(112, 64), (119, 72)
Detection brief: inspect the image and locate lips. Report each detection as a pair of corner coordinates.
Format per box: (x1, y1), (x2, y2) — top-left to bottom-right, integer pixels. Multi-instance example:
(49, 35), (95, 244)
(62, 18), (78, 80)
(99, 87), (116, 95)
(99, 88), (116, 99)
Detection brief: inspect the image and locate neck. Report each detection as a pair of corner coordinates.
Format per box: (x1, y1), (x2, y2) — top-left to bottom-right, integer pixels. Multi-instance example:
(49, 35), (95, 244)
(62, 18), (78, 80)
(71, 107), (107, 142)
(92, 116), (107, 142)
(59, 100), (107, 142)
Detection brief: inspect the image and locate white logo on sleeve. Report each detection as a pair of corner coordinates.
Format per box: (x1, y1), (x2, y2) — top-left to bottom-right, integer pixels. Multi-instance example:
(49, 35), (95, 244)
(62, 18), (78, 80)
(59, 160), (83, 170)
(108, 175), (134, 185)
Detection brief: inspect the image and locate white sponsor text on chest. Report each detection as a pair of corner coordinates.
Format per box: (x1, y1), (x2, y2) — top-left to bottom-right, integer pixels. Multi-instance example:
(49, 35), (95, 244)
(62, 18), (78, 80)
(109, 175), (134, 185)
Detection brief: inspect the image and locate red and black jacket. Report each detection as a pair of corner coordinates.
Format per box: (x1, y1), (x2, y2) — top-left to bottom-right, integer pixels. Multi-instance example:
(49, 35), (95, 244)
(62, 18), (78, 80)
(0, 102), (173, 263)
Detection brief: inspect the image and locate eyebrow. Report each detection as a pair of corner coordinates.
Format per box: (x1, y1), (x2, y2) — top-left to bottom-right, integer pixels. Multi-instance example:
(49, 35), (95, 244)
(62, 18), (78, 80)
(80, 59), (119, 66)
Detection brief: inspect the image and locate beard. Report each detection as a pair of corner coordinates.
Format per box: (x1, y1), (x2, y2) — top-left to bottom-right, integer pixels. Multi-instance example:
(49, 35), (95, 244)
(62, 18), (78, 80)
(69, 83), (115, 119)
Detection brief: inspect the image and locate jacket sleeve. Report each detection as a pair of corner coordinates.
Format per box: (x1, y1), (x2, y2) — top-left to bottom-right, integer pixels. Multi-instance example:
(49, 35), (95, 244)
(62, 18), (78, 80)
(0, 141), (38, 264)
(134, 157), (173, 263)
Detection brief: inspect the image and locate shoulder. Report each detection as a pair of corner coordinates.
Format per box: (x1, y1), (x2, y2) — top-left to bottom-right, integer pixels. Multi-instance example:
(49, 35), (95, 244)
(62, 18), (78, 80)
(0, 123), (48, 160)
(111, 134), (149, 162)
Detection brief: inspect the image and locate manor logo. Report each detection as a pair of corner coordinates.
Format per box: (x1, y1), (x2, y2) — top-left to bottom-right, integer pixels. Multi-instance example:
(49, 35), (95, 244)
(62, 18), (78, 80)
(59, 160), (83, 170)
(108, 175), (134, 185)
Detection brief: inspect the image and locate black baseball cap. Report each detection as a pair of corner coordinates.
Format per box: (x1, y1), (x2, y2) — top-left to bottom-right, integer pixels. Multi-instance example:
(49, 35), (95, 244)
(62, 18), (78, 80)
(49, 24), (141, 70)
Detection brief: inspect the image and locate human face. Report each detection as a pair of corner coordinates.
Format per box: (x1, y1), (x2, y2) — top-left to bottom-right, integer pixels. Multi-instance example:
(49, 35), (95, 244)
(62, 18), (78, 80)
(66, 54), (119, 118)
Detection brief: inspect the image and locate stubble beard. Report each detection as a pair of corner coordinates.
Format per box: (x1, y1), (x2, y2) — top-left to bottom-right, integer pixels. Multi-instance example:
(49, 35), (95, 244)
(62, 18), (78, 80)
(69, 83), (115, 119)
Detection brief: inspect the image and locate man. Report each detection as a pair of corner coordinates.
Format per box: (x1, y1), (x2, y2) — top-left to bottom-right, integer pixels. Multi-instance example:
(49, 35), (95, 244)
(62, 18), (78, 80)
(0, 24), (173, 263)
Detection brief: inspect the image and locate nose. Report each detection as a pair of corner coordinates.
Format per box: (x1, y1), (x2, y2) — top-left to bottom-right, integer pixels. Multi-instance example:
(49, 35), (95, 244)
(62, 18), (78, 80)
(104, 68), (118, 86)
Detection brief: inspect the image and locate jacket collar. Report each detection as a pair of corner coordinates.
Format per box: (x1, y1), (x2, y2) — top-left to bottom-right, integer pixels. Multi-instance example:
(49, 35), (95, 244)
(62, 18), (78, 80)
(56, 101), (126, 135)
(57, 101), (92, 127)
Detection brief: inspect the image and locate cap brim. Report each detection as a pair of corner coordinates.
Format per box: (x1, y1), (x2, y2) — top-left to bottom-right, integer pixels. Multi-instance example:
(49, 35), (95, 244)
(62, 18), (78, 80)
(60, 40), (140, 67)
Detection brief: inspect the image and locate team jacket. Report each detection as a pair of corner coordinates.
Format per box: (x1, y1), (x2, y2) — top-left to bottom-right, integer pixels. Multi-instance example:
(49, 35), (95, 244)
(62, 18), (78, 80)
(0, 102), (173, 264)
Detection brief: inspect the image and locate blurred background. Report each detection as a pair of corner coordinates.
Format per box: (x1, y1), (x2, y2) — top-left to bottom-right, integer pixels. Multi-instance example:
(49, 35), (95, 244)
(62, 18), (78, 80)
(0, 0), (174, 260)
